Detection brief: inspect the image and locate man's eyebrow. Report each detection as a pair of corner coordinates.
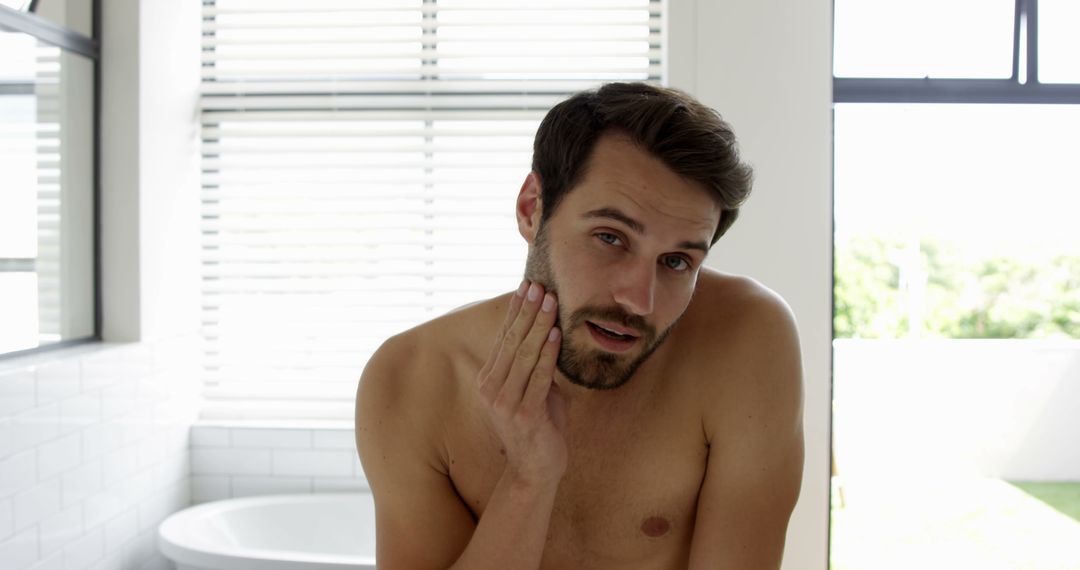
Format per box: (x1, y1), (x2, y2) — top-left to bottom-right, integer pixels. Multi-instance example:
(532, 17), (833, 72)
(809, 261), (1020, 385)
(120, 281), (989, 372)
(583, 207), (711, 254)
(677, 239), (711, 255)
(584, 207), (645, 233)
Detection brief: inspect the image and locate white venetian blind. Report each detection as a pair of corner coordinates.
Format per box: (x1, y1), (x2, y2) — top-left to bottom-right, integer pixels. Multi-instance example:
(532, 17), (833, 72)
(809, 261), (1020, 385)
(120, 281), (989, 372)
(199, 0), (663, 421)
(0, 33), (63, 350)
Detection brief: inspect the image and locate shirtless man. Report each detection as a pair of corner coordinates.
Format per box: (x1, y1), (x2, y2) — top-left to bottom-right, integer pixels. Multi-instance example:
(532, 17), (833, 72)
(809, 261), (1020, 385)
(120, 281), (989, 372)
(355, 83), (805, 569)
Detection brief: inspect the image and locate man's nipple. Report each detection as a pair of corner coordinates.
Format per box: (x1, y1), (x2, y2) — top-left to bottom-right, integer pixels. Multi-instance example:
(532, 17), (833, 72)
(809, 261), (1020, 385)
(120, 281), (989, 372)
(640, 516), (671, 537)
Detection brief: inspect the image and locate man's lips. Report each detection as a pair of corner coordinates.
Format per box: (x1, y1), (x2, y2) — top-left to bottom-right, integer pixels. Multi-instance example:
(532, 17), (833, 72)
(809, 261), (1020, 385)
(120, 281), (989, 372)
(586, 320), (641, 338)
(586, 321), (639, 353)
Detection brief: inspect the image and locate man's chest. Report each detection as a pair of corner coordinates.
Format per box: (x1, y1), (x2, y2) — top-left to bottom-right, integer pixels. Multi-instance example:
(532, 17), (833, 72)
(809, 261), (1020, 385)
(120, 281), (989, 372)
(445, 401), (709, 568)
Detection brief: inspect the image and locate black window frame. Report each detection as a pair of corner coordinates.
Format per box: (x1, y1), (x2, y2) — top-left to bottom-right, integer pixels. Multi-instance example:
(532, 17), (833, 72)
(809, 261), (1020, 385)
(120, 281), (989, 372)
(834, 0), (1080, 105)
(0, 2), (101, 360)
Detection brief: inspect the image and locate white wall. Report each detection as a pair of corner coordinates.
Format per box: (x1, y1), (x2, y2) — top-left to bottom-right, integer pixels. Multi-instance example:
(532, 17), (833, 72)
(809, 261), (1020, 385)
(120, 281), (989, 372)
(835, 340), (1080, 482)
(133, 0), (202, 344)
(99, 0), (141, 343)
(101, 0), (201, 343)
(667, 0), (834, 568)
(0, 340), (200, 570)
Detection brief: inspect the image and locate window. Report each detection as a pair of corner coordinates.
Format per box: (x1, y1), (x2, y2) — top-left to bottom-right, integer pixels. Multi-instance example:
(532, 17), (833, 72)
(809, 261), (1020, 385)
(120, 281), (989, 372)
(198, 0), (663, 421)
(0, 1), (98, 358)
(832, 1), (1080, 567)
(833, 0), (1080, 339)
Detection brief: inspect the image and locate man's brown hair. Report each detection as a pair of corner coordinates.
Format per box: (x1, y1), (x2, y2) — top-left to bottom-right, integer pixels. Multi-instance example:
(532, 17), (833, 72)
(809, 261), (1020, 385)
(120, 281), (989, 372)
(531, 82), (753, 244)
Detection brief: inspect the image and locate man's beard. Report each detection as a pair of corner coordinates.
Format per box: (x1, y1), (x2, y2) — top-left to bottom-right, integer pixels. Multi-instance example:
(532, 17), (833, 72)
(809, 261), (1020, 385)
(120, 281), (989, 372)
(524, 224), (676, 390)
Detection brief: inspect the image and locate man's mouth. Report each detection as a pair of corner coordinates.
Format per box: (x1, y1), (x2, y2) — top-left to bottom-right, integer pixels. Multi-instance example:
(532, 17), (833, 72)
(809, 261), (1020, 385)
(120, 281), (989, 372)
(587, 321), (638, 340)
(585, 321), (640, 352)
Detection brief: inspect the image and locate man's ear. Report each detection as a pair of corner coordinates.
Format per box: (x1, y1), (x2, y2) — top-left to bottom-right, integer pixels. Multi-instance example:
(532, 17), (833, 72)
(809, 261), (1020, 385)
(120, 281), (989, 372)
(516, 172), (544, 244)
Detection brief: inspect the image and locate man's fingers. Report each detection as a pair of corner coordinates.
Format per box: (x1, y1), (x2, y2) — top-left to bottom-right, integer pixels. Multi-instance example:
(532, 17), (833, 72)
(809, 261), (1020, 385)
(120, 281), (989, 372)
(505, 280), (529, 321)
(496, 279), (529, 347)
(479, 281), (543, 402)
(478, 280), (527, 382)
(497, 282), (544, 369)
(521, 325), (560, 414)
(498, 291), (558, 410)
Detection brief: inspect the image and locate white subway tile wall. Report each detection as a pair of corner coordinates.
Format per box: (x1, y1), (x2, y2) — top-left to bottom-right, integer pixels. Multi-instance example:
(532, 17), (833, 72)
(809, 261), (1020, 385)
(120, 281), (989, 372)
(2, 341), (367, 569)
(189, 424), (368, 503)
(0, 338), (201, 570)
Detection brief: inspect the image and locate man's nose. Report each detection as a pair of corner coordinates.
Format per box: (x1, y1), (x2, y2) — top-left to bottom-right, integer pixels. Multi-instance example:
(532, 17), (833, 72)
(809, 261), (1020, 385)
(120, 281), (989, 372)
(612, 259), (656, 316)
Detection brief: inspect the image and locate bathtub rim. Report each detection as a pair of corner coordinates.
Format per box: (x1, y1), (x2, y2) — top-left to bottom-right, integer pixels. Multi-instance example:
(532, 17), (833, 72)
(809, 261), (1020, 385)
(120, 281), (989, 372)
(158, 492), (377, 570)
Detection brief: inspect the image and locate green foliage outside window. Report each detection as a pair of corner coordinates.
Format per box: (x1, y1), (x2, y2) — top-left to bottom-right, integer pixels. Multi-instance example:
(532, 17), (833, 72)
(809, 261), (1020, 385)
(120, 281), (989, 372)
(834, 235), (1080, 339)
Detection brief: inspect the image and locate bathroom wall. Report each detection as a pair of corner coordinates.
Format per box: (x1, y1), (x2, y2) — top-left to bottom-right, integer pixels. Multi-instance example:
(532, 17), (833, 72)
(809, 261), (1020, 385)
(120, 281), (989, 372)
(189, 426), (367, 504)
(0, 338), (200, 570)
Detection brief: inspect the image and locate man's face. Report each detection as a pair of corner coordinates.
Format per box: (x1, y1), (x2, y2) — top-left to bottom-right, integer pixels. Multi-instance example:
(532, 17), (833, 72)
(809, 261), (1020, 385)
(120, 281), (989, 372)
(523, 133), (721, 390)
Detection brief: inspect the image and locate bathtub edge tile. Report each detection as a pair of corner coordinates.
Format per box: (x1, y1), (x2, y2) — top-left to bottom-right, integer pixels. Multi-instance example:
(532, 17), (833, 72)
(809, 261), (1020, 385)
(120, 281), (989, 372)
(190, 476), (230, 505)
(230, 427), (313, 449)
(191, 448), (272, 476)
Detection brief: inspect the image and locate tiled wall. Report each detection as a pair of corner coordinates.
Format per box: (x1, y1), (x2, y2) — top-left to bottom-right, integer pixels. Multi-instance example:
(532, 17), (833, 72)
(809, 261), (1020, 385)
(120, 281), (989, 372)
(1, 341), (366, 569)
(0, 339), (201, 570)
(190, 424), (367, 504)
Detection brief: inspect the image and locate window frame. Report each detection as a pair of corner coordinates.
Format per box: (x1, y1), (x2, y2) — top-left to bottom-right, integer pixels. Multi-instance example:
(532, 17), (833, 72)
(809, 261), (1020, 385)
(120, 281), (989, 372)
(0, 2), (101, 359)
(834, 0), (1080, 104)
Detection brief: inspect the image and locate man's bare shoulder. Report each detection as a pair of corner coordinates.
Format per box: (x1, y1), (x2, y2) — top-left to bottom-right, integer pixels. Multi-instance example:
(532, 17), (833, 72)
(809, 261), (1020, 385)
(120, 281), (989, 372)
(690, 267), (795, 329)
(681, 268), (803, 438)
(358, 293), (509, 412)
(408, 292), (509, 365)
(675, 267), (800, 356)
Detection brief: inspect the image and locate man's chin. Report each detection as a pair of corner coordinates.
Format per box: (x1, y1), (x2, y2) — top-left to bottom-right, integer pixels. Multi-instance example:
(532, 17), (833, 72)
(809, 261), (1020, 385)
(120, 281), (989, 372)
(558, 371), (632, 391)
(556, 350), (637, 391)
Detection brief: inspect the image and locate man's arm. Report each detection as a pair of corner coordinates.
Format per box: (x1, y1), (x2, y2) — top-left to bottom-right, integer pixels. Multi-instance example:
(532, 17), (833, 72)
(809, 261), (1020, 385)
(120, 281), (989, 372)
(355, 331), (477, 568)
(687, 292), (805, 570)
(356, 282), (567, 570)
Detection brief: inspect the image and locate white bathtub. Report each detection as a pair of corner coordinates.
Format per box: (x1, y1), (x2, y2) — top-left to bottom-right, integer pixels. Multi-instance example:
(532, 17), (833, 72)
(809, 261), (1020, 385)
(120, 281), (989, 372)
(158, 493), (376, 570)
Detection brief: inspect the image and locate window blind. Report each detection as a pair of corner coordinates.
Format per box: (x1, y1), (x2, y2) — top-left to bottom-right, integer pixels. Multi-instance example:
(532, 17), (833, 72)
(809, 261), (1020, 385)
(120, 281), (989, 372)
(0, 35), (63, 350)
(199, 0), (663, 421)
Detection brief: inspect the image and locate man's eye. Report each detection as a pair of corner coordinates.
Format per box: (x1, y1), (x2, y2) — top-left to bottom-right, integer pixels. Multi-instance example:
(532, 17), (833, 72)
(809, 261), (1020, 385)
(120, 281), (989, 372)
(596, 232), (622, 246)
(663, 256), (690, 271)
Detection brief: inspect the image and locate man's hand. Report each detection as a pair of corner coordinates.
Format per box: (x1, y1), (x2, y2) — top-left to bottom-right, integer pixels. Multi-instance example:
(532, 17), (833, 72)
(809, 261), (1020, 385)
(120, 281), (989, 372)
(357, 280), (570, 569)
(477, 280), (569, 488)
